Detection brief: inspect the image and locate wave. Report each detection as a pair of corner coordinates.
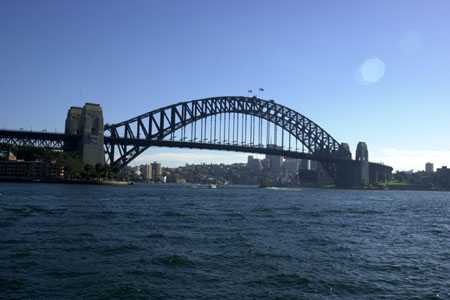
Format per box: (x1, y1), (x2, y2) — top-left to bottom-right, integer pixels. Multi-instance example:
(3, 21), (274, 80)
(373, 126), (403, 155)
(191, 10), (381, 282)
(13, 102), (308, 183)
(0, 221), (14, 228)
(253, 207), (274, 214)
(263, 187), (303, 192)
(96, 285), (147, 299)
(346, 208), (383, 215)
(12, 249), (32, 258)
(253, 250), (292, 260)
(147, 232), (165, 239)
(248, 273), (310, 287)
(162, 211), (189, 217)
(2, 206), (44, 217)
(153, 254), (194, 267)
(97, 244), (140, 256)
(0, 278), (25, 291)
(315, 208), (384, 216)
(2, 205), (67, 217)
(45, 270), (97, 279)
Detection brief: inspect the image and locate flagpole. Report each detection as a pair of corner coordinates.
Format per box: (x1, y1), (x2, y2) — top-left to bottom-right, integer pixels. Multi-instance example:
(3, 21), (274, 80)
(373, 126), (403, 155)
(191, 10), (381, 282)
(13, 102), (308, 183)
(258, 88), (264, 99)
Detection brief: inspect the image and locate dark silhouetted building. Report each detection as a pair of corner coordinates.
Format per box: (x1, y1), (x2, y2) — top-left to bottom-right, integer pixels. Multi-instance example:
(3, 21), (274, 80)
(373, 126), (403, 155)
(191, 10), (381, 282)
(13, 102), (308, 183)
(266, 144), (283, 176)
(284, 158), (299, 176)
(247, 155), (263, 174)
(151, 161), (162, 181)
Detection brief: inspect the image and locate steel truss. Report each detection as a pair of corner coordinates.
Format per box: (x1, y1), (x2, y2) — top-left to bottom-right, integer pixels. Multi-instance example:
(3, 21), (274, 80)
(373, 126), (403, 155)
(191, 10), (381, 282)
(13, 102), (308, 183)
(0, 130), (71, 150)
(104, 97), (345, 172)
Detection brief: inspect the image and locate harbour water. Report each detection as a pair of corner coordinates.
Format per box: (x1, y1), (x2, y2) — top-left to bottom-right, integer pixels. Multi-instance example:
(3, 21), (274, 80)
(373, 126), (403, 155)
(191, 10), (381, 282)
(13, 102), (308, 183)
(1, 183), (449, 299)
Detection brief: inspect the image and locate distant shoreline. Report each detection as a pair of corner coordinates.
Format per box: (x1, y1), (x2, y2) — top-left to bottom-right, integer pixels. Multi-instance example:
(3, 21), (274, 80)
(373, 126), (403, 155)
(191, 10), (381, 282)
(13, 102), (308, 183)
(0, 179), (448, 192)
(0, 177), (131, 186)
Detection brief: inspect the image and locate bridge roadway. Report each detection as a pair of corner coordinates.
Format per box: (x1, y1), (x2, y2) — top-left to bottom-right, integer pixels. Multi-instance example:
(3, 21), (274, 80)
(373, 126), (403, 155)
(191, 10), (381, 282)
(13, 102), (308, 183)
(0, 128), (390, 170)
(0, 129), (70, 149)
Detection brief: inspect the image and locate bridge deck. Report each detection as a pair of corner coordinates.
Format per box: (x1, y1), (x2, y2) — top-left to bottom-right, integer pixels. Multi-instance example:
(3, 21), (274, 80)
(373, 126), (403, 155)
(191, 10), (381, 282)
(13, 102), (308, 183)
(0, 130), (392, 171)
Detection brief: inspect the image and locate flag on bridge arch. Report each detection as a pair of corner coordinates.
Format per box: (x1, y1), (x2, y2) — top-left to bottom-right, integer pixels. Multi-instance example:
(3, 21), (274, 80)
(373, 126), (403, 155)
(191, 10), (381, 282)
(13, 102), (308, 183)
(248, 90), (253, 93)
(259, 88), (264, 92)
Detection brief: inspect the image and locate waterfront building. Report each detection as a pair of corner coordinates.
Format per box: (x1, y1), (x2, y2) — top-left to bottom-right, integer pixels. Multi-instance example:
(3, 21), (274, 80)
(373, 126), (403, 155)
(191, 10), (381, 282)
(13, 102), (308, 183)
(266, 144), (283, 175)
(435, 166), (450, 188)
(261, 158), (271, 171)
(284, 158), (300, 176)
(247, 155), (263, 173)
(299, 159), (309, 170)
(151, 161), (162, 181)
(0, 160), (64, 180)
(140, 164), (152, 181)
(0, 150), (17, 161)
(425, 162), (434, 173)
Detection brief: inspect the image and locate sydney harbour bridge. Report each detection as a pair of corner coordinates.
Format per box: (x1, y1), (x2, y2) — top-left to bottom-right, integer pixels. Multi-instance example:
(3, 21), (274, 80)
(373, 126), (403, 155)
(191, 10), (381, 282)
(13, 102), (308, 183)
(0, 96), (392, 187)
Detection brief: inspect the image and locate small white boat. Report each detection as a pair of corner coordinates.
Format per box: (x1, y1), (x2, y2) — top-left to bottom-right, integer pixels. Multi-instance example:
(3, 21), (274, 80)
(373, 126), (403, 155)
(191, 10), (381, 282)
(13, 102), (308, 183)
(208, 184), (217, 189)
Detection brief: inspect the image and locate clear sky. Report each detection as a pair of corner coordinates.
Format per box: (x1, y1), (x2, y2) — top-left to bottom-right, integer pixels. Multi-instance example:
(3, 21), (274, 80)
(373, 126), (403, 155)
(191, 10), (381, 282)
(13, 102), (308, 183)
(1, 0), (449, 170)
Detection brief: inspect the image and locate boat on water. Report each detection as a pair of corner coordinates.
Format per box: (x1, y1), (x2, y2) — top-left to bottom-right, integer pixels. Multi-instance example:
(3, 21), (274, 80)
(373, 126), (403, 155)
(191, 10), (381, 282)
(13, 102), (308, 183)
(208, 184), (217, 189)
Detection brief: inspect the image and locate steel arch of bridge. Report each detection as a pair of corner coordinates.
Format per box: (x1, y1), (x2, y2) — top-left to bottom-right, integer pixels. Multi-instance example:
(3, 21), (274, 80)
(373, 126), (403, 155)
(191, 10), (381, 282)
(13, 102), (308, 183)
(104, 96), (345, 170)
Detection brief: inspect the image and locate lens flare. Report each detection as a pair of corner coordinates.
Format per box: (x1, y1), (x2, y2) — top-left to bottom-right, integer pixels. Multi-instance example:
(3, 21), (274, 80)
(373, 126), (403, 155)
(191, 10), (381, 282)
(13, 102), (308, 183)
(357, 57), (386, 84)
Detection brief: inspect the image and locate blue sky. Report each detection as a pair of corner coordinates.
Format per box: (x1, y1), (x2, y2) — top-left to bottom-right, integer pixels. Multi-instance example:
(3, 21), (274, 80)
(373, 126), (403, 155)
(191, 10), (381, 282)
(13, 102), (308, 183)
(1, 0), (449, 170)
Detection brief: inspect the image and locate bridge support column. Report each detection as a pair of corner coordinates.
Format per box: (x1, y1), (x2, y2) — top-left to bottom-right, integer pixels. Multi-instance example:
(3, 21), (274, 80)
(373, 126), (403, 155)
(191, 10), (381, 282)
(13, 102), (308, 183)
(336, 160), (369, 188)
(65, 103), (105, 166)
(335, 141), (369, 188)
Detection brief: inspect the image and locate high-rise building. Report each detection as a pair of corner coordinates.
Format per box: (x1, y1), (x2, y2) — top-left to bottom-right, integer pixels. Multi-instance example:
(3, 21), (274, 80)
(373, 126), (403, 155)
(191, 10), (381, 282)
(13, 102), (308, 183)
(266, 144), (283, 175)
(299, 159), (309, 170)
(284, 158), (300, 176)
(425, 162), (434, 173)
(140, 164), (152, 181)
(247, 155), (254, 167)
(310, 160), (318, 171)
(151, 161), (162, 181)
(261, 158), (270, 171)
(247, 155), (263, 173)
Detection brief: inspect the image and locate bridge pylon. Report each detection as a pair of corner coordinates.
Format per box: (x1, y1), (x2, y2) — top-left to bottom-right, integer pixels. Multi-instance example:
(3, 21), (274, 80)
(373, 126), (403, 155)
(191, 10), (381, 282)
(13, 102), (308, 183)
(335, 141), (370, 188)
(65, 103), (105, 166)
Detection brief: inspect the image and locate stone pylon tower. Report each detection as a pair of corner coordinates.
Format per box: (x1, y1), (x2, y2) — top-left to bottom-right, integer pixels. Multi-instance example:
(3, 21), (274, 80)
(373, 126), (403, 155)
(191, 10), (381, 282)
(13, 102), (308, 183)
(338, 143), (352, 159)
(356, 142), (369, 162)
(355, 141), (369, 186)
(64, 106), (82, 151)
(65, 106), (82, 135)
(65, 103), (105, 166)
(335, 141), (370, 188)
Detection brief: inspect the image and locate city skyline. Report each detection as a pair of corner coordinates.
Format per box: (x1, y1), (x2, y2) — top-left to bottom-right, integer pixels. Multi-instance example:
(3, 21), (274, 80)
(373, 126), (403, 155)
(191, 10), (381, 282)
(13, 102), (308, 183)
(1, 1), (450, 171)
(130, 149), (447, 173)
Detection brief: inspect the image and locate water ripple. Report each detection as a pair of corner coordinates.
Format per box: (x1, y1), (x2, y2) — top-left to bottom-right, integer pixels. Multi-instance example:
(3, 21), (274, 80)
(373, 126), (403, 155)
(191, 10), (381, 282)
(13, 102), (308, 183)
(1, 183), (449, 299)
